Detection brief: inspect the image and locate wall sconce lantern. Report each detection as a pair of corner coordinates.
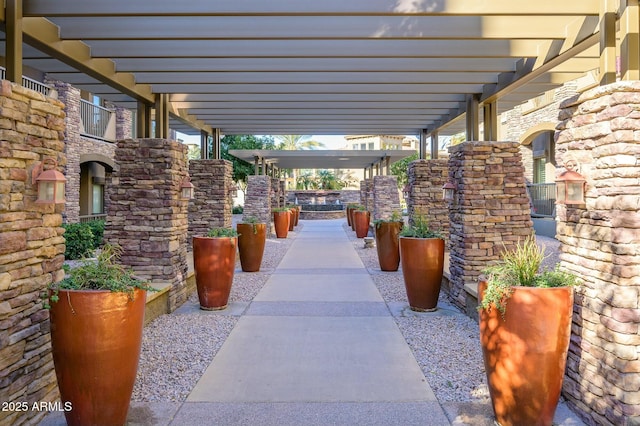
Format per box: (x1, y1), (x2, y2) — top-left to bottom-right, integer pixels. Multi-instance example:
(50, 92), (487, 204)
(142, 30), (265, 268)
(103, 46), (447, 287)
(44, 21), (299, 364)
(32, 158), (66, 204)
(442, 180), (457, 201)
(556, 165), (586, 206)
(402, 185), (410, 199)
(180, 176), (195, 199)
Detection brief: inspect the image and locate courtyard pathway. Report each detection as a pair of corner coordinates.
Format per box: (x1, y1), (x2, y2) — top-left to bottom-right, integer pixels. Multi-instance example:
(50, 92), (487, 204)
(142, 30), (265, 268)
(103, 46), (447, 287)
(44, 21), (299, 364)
(177, 219), (450, 425)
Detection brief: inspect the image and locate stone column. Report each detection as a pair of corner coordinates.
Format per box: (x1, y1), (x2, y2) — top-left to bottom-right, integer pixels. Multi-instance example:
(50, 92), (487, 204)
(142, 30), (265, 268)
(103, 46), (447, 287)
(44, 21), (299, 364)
(447, 141), (533, 310)
(270, 177), (281, 209)
(104, 138), (190, 312)
(243, 175), (272, 225)
(0, 81), (66, 425)
(48, 80), (81, 223)
(360, 179), (374, 211)
(372, 175), (401, 220)
(188, 159), (233, 244)
(115, 106), (133, 140)
(406, 159), (449, 240)
(556, 81), (640, 426)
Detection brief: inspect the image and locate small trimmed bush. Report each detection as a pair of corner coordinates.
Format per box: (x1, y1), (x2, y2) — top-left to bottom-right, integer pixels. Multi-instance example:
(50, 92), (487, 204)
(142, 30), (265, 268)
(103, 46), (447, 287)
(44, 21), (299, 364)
(62, 223), (95, 260)
(85, 219), (105, 248)
(232, 205), (244, 214)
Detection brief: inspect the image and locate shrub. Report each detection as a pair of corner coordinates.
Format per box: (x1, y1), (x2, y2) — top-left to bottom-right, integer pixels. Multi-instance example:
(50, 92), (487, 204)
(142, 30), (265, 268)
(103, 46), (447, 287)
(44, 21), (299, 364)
(85, 219), (105, 248)
(62, 223), (95, 260)
(232, 205), (244, 214)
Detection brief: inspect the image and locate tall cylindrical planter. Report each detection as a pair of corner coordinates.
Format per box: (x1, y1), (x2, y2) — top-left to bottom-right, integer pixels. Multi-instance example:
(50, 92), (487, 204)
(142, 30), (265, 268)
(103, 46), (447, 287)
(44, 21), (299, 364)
(293, 206), (300, 226)
(193, 236), (237, 310)
(273, 210), (290, 238)
(50, 288), (146, 426)
(237, 223), (267, 272)
(288, 208), (296, 231)
(374, 221), (403, 271)
(353, 210), (370, 238)
(399, 237), (444, 311)
(478, 280), (574, 426)
(346, 205), (353, 227)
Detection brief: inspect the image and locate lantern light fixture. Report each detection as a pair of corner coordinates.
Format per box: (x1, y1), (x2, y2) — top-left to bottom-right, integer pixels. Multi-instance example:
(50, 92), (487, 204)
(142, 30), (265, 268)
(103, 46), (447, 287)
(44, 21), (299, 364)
(556, 163), (586, 206)
(402, 185), (410, 199)
(442, 180), (457, 201)
(180, 175), (195, 199)
(32, 158), (66, 204)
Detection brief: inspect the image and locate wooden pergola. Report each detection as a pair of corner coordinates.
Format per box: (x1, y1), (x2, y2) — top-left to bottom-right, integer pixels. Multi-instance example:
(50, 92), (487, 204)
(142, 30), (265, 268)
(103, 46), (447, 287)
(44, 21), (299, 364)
(1, 1), (637, 157)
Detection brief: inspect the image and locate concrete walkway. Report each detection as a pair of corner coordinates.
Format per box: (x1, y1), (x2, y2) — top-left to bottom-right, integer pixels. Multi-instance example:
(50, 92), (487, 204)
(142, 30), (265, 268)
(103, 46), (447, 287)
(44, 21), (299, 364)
(180, 220), (449, 425)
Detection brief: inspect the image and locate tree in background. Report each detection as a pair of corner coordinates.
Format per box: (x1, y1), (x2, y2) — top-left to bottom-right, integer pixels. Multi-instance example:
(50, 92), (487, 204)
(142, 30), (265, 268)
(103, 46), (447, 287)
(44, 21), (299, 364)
(221, 135), (275, 195)
(274, 135), (325, 189)
(390, 151), (419, 190)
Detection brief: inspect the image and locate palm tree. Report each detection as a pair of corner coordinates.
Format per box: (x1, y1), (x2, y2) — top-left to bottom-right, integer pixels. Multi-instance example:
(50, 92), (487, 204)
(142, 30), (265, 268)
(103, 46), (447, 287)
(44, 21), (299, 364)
(274, 135), (325, 189)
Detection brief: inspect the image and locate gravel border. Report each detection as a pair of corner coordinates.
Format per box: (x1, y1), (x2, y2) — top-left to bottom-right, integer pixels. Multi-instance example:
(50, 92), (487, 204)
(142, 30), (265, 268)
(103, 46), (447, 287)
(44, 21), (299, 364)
(344, 224), (490, 404)
(132, 227), (298, 402)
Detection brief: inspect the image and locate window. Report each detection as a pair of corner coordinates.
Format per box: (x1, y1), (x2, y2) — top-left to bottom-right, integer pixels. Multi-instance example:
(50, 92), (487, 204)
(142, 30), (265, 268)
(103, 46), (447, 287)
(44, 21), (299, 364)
(92, 184), (104, 214)
(368, 143), (374, 150)
(360, 143), (366, 150)
(533, 157), (546, 183)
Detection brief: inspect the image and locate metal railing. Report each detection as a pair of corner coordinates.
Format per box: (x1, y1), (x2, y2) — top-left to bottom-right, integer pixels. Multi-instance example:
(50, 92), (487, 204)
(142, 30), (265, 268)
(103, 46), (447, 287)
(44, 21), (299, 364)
(526, 183), (556, 217)
(79, 214), (107, 223)
(0, 67), (54, 97)
(80, 99), (116, 141)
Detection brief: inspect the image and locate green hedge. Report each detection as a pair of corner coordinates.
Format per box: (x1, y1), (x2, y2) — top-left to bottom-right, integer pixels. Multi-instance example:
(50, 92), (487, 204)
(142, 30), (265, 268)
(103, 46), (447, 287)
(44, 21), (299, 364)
(62, 220), (105, 260)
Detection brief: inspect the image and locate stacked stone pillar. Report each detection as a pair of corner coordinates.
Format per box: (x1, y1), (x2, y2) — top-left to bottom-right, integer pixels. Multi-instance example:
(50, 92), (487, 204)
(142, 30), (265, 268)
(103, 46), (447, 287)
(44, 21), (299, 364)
(360, 179), (374, 211)
(372, 175), (401, 220)
(187, 159), (233, 244)
(0, 81), (66, 425)
(243, 175), (272, 225)
(447, 141), (533, 309)
(556, 81), (640, 426)
(104, 139), (190, 312)
(406, 159), (449, 240)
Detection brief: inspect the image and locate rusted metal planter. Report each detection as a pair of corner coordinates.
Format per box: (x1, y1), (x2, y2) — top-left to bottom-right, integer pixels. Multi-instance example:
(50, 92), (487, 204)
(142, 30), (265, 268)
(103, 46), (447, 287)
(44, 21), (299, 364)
(237, 222), (267, 272)
(399, 237), (445, 311)
(49, 288), (146, 426)
(374, 221), (403, 271)
(288, 208), (296, 231)
(478, 280), (574, 426)
(346, 206), (353, 227)
(193, 236), (237, 310)
(273, 210), (290, 238)
(353, 210), (371, 238)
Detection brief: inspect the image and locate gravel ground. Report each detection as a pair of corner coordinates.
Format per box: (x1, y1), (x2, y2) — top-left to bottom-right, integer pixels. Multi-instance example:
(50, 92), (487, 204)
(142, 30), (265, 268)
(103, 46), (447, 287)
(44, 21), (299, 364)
(131, 226), (298, 403)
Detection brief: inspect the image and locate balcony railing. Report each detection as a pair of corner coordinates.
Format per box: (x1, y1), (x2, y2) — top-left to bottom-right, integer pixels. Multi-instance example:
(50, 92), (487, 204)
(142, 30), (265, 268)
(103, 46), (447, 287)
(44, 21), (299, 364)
(0, 67), (55, 97)
(80, 100), (116, 141)
(527, 183), (556, 217)
(79, 214), (107, 223)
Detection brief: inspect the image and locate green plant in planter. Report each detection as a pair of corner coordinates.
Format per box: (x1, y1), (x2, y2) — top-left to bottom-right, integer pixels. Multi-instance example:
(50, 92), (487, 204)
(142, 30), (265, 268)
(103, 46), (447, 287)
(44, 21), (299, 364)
(240, 216), (262, 234)
(374, 210), (403, 228)
(49, 244), (155, 306)
(272, 207), (290, 212)
(206, 227), (239, 238)
(480, 236), (578, 315)
(399, 215), (441, 239)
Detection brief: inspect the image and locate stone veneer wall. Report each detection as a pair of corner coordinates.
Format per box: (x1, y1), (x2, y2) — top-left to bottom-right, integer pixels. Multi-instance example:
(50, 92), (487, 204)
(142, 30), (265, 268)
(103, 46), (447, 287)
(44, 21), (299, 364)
(104, 139), (190, 312)
(187, 159), (233, 244)
(372, 175), (401, 220)
(48, 80), (117, 223)
(0, 81), (66, 426)
(556, 81), (640, 426)
(447, 141), (533, 309)
(406, 159), (449, 240)
(241, 175), (271, 225)
(114, 106), (133, 141)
